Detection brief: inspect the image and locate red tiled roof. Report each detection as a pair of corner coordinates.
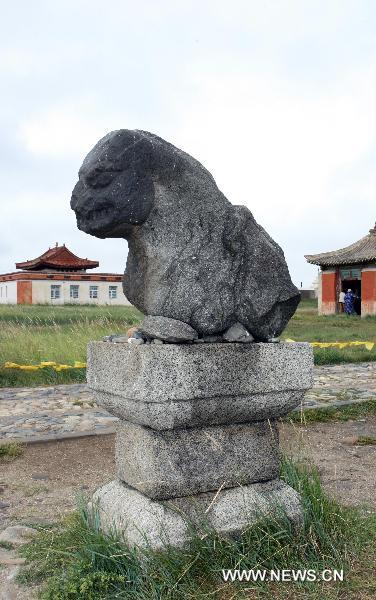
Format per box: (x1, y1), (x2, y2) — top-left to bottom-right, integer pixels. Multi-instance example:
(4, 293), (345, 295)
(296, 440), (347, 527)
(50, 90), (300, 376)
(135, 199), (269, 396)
(0, 272), (121, 282)
(16, 245), (99, 271)
(305, 223), (376, 267)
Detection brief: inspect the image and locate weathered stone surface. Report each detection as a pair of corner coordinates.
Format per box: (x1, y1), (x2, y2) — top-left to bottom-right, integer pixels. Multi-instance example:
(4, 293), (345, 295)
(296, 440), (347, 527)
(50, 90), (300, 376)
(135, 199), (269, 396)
(87, 341), (313, 429)
(95, 388), (304, 430)
(88, 341), (312, 400)
(201, 335), (223, 343)
(140, 315), (198, 342)
(115, 420), (279, 499)
(71, 129), (300, 340)
(93, 479), (302, 549)
(111, 335), (128, 343)
(223, 322), (254, 343)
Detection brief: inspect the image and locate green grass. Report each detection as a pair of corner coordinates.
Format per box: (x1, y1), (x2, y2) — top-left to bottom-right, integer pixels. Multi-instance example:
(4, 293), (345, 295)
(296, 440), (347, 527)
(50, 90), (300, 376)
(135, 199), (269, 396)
(285, 399), (376, 424)
(282, 299), (376, 365)
(357, 435), (376, 446)
(0, 541), (14, 550)
(0, 303), (142, 326)
(0, 441), (24, 460)
(0, 304), (142, 387)
(0, 299), (375, 387)
(18, 458), (376, 599)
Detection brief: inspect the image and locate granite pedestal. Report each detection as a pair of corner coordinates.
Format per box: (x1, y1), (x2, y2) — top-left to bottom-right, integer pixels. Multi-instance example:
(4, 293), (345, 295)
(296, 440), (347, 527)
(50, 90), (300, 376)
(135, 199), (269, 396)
(88, 341), (313, 549)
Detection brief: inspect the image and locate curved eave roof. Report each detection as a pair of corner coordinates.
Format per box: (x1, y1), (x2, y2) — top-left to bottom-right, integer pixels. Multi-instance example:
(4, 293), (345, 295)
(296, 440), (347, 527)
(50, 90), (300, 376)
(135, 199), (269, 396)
(305, 228), (376, 267)
(16, 260), (99, 271)
(16, 246), (99, 271)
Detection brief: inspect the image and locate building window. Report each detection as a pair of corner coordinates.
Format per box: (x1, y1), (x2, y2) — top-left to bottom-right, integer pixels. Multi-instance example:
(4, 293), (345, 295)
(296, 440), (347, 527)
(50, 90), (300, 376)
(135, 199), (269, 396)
(70, 285), (79, 299)
(109, 285), (117, 299)
(51, 285), (61, 299)
(89, 285), (98, 299)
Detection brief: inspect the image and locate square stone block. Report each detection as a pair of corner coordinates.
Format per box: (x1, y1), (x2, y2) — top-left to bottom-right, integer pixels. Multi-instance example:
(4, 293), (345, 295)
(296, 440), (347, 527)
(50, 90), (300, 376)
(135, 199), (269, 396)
(115, 420), (279, 499)
(88, 342), (313, 429)
(92, 478), (302, 550)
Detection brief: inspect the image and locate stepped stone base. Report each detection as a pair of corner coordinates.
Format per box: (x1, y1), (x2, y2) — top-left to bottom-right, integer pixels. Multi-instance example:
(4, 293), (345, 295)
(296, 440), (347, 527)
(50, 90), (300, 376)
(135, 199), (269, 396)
(115, 420), (279, 499)
(87, 342), (313, 429)
(88, 341), (313, 549)
(92, 479), (303, 550)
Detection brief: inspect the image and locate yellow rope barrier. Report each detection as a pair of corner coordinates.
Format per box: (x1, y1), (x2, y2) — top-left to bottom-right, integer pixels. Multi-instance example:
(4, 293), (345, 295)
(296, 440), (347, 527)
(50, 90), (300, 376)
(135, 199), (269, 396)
(2, 361), (87, 371)
(285, 340), (375, 350)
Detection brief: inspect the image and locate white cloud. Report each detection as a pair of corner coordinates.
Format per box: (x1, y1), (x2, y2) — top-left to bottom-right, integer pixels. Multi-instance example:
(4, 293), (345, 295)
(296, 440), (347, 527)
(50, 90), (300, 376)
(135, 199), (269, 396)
(2, 0), (376, 288)
(1, 189), (127, 275)
(18, 99), (126, 159)
(11, 63), (376, 287)
(172, 64), (376, 229)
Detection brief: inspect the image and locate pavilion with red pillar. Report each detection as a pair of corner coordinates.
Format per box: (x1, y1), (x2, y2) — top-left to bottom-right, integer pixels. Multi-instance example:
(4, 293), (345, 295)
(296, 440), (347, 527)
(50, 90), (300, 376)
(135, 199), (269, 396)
(305, 222), (376, 317)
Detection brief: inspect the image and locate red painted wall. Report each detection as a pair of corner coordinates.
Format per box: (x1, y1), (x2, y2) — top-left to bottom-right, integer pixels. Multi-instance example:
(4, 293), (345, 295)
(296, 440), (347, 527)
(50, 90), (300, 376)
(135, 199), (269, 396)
(17, 281), (32, 304)
(361, 270), (376, 316)
(321, 271), (337, 315)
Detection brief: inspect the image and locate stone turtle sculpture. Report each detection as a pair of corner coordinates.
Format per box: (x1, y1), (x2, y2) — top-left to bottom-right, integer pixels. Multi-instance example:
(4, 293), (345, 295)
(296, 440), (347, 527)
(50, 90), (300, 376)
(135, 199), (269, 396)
(71, 129), (300, 341)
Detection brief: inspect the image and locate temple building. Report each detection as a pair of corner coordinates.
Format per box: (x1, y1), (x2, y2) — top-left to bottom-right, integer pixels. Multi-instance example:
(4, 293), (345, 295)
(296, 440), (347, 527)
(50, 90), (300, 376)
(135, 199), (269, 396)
(305, 222), (376, 317)
(0, 244), (130, 305)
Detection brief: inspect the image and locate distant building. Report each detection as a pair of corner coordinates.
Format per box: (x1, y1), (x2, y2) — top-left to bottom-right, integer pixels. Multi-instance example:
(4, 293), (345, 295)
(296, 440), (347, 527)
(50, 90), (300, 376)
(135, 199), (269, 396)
(305, 222), (376, 317)
(300, 289), (316, 300)
(0, 244), (130, 305)
(311, 275), (319, 299)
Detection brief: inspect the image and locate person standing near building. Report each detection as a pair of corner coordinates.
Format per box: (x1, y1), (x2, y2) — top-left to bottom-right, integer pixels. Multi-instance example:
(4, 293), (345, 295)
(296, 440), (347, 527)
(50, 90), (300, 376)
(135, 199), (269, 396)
(353, 290), (361, 315)
(344, 289), (355, 315)
(338, 290), (345, 313)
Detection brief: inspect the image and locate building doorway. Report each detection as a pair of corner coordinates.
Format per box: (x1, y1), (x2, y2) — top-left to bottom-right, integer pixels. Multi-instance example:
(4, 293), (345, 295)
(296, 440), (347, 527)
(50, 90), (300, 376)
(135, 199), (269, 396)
(341, 279), (361, 315)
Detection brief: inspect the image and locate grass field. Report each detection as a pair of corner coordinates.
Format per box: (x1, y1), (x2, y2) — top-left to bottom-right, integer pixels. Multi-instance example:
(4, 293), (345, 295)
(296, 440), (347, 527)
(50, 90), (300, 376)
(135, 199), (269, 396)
(0, 304), (142, 387)
(0, 299), (375, 387)
(282, 298), (376, 365)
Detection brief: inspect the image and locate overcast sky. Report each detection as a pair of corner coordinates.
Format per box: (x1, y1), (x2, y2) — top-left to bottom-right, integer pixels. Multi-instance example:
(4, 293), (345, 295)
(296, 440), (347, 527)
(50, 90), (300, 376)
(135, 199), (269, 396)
(1, 0), (375, 288)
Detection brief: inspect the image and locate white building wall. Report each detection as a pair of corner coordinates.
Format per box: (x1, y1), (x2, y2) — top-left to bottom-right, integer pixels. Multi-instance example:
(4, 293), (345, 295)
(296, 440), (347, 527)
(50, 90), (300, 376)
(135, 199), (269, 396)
(31, 280), (130, 305)
(0, 281), (17, 304)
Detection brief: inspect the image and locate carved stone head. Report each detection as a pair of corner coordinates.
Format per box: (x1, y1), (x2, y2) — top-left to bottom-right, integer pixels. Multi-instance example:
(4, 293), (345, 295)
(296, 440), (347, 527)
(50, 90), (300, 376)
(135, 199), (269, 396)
(71, 130), (158, 238)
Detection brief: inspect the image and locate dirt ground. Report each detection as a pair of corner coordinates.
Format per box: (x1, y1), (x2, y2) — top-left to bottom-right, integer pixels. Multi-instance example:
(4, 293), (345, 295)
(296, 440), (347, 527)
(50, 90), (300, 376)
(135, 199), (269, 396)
(1, 418), (376, 530)
(280, 417), (376, 508)
(0, 419), (375, 599)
